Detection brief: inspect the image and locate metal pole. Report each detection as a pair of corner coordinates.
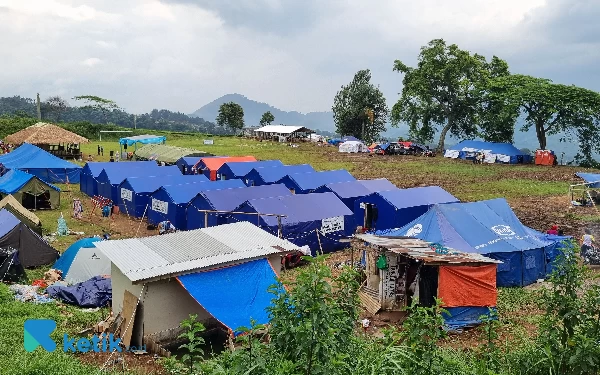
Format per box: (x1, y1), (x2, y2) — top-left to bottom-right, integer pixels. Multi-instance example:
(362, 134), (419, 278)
(277, 215), (282, 238)
(204, 212), (208, 228)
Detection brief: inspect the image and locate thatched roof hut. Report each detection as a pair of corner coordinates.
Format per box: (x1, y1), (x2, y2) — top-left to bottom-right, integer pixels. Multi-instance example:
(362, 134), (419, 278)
(5, 122), (89, 145)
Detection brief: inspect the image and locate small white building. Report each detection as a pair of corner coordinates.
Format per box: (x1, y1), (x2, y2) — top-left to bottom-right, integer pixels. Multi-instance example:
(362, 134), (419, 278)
(95, 222), (300, 353)
(254, 125), (314, 142)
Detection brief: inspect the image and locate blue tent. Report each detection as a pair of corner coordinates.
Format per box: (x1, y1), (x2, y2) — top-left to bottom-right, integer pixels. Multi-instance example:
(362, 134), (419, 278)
(313, 179), (397, 210)
(354, 186), (459, 231)
(0, 169), (60, 195)
(244, 164), (315, 186)
(233, 192), (354, 255)
(119, 174), (209, 217)
(276, 170), (356, 194)
(381, 198), (555, 287)
(178, 259), (277, 335)
(217, 160), (284, 181)
(96, 165), (181, 204)
(148, 179), (246, 228)
(0, 143), (82, 183)
(187, 184), (292, 230)
(576, 172), (600, 188)
(80, 161), (159, 197)
(445, 140), (532, 164)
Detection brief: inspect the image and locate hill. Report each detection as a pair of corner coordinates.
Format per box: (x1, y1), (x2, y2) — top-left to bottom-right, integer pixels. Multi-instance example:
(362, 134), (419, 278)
(190, 93), (336, 131)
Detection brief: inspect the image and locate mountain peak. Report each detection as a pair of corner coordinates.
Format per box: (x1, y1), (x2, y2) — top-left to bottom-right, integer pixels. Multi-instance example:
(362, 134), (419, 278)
(190, 93), (336, 130)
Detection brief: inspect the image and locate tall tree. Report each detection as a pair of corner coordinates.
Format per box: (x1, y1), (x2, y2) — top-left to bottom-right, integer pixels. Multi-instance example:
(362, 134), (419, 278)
(487, 75), (600, 156)
(259, 111), (275, 126)
(392, 39), (510, 151)
(332, 69), (388, 143)
(73, 95), (120, 124)
(42, 96), (69, 122)
(216, 102), (244, 133)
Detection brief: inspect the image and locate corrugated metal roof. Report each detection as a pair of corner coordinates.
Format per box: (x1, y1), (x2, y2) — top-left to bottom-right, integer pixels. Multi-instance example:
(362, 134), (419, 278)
(355, 234), (502, 264)
(95, 221), (300, 282)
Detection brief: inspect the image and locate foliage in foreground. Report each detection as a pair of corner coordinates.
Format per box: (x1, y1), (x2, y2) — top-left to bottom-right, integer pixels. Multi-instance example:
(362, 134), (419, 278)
(166, 244), (600, 375)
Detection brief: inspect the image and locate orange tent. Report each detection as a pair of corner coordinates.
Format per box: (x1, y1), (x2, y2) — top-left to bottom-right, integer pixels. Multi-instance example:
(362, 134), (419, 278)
(437, 265), (497, 308)
(535, 150), (555, 166)
(196, 156), (257, 180)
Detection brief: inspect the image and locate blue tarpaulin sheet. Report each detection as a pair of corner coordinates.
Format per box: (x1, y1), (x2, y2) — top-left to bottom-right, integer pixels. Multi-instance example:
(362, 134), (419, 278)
(443, 306), (497, 330)
(576, 172), (600, 188)
(119, 134), (166, 146)
(46, 276), (112, 308)
(278, 170), (356, 193)
(0, 143), (82, 183)
(446, 140), (532, 164)
(178, 259), (277, 335)
(0, 169), (60, 194)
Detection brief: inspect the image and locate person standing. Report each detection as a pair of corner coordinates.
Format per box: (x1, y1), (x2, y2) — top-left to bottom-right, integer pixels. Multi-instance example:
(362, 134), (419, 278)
(100, 146), (104, 156)
(581, 229), (597, 263)
(97, 145), (100, 156)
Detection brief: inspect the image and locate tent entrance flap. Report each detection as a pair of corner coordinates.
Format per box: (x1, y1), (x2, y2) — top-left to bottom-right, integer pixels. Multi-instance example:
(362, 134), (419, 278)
(177, 259), (277, 335)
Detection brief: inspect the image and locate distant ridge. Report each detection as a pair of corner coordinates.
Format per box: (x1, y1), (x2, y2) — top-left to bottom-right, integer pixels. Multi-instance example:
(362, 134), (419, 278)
(190, 93), (336, 131)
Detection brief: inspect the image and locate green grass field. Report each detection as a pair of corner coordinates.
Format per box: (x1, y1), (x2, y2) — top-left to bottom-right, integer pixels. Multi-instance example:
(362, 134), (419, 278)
(1, 130), (592, 374)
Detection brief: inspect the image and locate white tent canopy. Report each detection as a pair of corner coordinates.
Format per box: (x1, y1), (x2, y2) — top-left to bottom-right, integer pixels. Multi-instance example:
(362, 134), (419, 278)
(339, 140), (368, 153)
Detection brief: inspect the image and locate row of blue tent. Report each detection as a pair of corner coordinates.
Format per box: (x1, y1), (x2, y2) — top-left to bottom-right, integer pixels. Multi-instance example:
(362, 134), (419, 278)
(81, 157), (568, 287)
(444, 140), (533, 164)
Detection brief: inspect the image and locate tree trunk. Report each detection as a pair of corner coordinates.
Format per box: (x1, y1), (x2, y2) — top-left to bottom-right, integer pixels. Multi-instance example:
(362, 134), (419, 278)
(36, 93), (41, 121)
(535, 120), (547, 150)
(437, 122), (453, 153)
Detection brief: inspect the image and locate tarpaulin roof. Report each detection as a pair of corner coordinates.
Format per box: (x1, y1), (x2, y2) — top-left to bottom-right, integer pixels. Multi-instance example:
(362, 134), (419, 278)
(447, 140), (526, 156)
(0, 143), (81, 171)
(196, 156), (257, 171)
(0, 195), (42, 227)
(176, 156), (223, 167)
(358, 179), (397, 191)
(124, 174), (209, 193)
(196, 184), (292, 211)
(341, 136), (361, 142)
(0, 169), (60, 194)
(377, 186), (458, 209)
(177, 259), (277, 335)
(381, 198), (553, 254)
(161, 180), (246, 204)
(134, 144), (210, 163)
(282, 170), (356, 191)
(243, 192), (352, 226)
(576, 172), (600, 188)
(119, 134), (166, 146)
(82, 161), (159, 178)
(219, 160), (284, 176)
(99, 165), (180, 185)
(250, 164), (315, 183)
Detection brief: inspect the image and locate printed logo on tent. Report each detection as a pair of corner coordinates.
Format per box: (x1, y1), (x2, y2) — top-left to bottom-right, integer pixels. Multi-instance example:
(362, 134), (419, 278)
(120, 188), (133, 202)
(151, 198), (168, 214)
(322, 216), (344, 234)
(525, 256), (536, 270)
(91, 253), (100, 260)
(491, 225), (515, 236)
(406, 224), (423, 237)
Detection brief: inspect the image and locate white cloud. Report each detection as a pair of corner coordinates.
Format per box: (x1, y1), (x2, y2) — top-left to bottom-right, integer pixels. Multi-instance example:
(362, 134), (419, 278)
(0, 0), (597, 115)
(82, 58), (103, 67)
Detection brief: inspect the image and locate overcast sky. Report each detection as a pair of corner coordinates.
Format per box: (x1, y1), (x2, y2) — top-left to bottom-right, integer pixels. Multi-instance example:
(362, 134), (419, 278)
(0, 0), (598, 115)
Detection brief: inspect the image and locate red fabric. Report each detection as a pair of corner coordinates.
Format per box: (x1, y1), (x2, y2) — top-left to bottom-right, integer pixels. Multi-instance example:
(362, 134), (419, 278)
(32, 279), (47, 288)
(437, 265), (497, 308)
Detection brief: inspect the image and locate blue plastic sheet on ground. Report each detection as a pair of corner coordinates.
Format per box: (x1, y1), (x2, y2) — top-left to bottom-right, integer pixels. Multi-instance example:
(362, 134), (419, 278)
(46, 276), (111, 308)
